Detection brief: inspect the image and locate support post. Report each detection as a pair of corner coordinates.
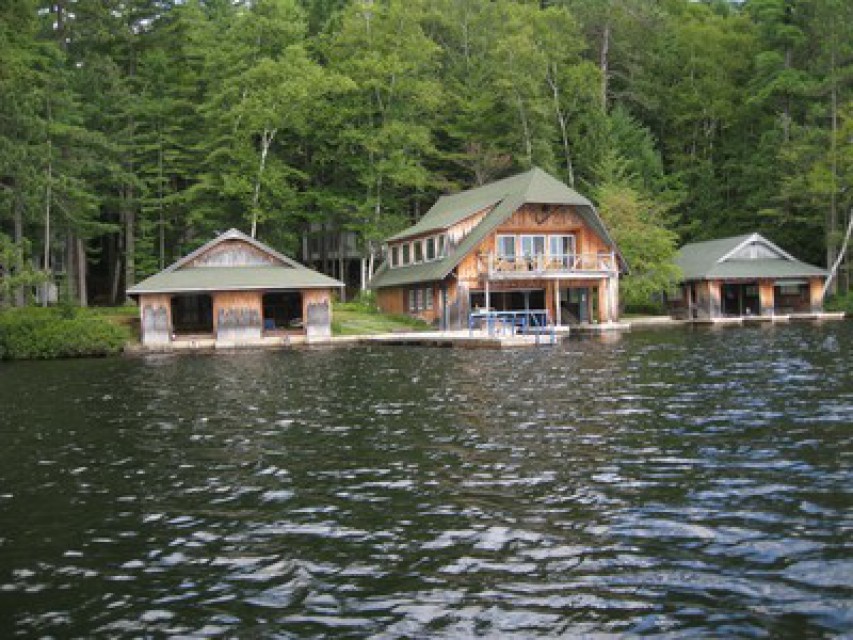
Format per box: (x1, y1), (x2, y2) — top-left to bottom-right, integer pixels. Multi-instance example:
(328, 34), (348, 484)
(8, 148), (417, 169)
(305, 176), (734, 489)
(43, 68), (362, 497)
(554, 279), (561, 327)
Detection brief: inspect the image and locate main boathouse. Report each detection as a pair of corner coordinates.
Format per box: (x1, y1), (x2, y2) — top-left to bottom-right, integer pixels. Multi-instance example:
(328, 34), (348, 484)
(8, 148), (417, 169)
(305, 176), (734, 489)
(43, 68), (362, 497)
(368, 168), (627, 329)
(128, 229), (344, 347)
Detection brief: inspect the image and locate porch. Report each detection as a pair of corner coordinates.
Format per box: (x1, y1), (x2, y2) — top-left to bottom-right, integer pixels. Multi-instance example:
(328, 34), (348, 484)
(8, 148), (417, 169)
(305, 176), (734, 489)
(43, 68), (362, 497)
(484, 252), (617, 279)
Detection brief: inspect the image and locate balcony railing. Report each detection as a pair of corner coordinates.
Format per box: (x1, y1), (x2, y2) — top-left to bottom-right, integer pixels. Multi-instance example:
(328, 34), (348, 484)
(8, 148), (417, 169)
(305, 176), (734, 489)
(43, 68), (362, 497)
(485, 252), (616, 277)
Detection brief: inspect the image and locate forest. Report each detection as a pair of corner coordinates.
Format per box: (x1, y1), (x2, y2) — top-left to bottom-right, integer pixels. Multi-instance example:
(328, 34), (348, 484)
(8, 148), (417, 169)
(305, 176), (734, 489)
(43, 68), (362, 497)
(0, 0), (851, 307)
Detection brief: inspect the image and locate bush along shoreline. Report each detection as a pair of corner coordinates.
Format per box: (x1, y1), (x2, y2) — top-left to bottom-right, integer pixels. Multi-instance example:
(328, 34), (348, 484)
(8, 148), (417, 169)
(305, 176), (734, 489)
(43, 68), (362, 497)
(0, 306), (130, 360)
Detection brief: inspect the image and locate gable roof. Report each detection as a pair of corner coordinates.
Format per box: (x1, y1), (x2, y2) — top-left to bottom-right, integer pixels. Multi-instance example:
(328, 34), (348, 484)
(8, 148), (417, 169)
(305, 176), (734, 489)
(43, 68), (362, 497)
(371, 168), (624, 289)
(127, 228), (343, 295)
(676, 232), (827, 281)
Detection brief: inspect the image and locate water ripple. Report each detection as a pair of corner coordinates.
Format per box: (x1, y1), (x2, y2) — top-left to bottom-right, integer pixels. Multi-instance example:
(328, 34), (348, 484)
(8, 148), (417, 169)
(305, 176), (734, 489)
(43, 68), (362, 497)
(0, 322), (851, 637)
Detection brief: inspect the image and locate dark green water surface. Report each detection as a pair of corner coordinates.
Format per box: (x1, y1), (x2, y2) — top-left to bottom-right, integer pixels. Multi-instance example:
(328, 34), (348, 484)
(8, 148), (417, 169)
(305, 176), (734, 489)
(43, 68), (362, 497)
(1, 322), (851, 638)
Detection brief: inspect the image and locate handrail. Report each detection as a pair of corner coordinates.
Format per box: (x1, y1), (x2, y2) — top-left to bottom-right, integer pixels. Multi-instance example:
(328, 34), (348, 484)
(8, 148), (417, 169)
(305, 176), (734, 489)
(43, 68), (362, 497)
(468, 309), (555, 344)
(487, 252), (615, 275)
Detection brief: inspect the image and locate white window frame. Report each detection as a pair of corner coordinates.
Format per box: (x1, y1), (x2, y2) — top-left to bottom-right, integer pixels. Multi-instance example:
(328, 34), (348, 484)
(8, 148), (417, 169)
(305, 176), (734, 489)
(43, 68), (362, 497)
(408, 288), (416, 311)
(402, 243), (411, 265)
(424, 286), (433, 310)
(520, 234), (546, 258)
(496, 234), (517, 258)
(413, 240), (424, 264)
(425, 237), (436, 261)
(390, 245), (399, 268)
(437, 234), (448, 257)
(549, 234), (576, 266)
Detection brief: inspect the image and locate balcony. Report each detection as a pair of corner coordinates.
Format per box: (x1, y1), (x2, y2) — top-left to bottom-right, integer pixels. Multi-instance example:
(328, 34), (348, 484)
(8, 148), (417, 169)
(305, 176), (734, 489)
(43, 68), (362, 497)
(484, 252), (617, 280)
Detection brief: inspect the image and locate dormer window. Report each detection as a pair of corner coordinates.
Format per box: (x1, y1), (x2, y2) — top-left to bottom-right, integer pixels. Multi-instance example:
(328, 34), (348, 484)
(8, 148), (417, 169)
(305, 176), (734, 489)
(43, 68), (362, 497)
(413, 241), (424, 263)
(426, 237), (436, 261)
(390, 245), (400, 268)
(437, 234), (447, 257)
(402, 243), (411, 265)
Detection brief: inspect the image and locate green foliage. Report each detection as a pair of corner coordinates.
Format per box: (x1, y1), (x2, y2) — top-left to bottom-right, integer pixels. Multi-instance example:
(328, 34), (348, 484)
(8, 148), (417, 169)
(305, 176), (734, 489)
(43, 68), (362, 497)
(1, 0), (851, 306)
(0, 307), (129, 360)
(825, 292), (853, 314)
(0, 233), (47, 306)
(592, 153), (682, 308)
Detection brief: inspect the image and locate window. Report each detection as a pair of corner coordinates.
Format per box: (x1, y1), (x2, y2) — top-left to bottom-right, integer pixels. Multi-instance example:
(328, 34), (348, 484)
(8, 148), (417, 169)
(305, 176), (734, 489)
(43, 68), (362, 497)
(408, 289), (416, 311)
(520, 235), (546, 257)
(549, 234), (576, 267)
(414, 288), (422, 310)
(424, 287), (433, 310)
(437, 234), (448, 257)
(402, 243), (411, 265)
(413, 241), (424, 263)
(426, 237), (436, 261)
(778, 283), (803, 296)
(390, 246), (399, 268)
(497, 235), (516, 258)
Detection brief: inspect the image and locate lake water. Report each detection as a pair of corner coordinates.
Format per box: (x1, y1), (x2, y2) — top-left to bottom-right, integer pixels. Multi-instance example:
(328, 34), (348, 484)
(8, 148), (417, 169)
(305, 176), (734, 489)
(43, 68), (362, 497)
(1, 322), (851, 638)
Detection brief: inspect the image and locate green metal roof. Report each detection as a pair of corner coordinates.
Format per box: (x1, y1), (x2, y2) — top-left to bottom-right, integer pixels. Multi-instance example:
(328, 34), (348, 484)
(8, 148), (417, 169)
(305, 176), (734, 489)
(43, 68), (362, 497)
(371, 168), (624, 289)
(676, 233), (827, 281)
(388, 167), (595, 241)
(128, 228), (343, 295)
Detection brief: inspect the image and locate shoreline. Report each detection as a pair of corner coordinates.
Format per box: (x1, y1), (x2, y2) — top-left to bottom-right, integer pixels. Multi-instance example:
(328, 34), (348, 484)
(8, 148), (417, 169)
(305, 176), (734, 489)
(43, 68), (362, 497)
(123, 312), (848, 355)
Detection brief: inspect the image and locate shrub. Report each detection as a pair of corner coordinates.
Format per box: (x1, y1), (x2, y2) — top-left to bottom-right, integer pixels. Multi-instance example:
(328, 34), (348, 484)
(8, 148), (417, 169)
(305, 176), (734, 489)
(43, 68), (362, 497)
(825, 291), (853, 314)
(0, 307), (129, 360)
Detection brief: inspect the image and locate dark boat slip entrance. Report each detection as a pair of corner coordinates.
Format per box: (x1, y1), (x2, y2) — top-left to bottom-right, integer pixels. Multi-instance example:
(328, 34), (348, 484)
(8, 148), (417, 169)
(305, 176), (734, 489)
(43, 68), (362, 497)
(721, 282), (761, 316)
(171, 294), (214, 335)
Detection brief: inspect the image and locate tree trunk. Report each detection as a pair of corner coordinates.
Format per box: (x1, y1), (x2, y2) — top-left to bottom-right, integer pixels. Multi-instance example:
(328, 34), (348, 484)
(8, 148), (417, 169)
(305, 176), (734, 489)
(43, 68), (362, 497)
(251, 128), (275, 238)
(65, 228), (76, 303)
(600, 22), (610, 112)
(822, 209), (853, 299)
(547, 61), (575, 188)
(512, 87), (533, 167)
(826, 47), (839, 293)
(12, 190), (25, 307)
(77, 235), (87, 307)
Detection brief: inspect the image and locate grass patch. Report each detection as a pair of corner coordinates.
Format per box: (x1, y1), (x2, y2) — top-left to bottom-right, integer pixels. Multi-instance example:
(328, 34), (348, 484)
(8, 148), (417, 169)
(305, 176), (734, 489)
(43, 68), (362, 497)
(332, 299), (431, 336)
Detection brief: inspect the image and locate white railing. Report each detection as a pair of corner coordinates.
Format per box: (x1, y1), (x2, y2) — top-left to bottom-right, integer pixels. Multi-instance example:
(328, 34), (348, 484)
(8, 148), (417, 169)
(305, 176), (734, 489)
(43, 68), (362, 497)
(487, 252), (615, 276)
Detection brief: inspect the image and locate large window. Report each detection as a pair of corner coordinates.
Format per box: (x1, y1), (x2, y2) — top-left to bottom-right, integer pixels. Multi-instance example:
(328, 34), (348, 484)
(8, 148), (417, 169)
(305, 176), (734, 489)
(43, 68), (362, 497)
(520, 235), (546, 258)
(549, 234), (576, 266)
(497, 235), (516, 258)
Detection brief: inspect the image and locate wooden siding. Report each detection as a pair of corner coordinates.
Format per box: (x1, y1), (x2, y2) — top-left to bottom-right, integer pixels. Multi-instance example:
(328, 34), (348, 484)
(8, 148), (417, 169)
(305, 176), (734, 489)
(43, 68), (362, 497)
(447, 206), (492, 245)
(189, 239), (281, 268)
(213, 291), (263, 342)
(376, 285), (441, 325)
(303, 289), (333, 340)
(139, 293), (173, 345)
(809, 277), (824, 312)
(759, 280), (775, 316)
(491, 204), (607, 255)
(377, 288), (406, 315)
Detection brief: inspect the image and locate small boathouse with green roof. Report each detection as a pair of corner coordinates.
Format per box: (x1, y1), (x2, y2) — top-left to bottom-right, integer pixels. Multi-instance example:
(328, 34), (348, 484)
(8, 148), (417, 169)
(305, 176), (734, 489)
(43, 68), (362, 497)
(669, 233), (828, 320)
(128, 228), (344, 347)
(368, 167), (627, 329)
